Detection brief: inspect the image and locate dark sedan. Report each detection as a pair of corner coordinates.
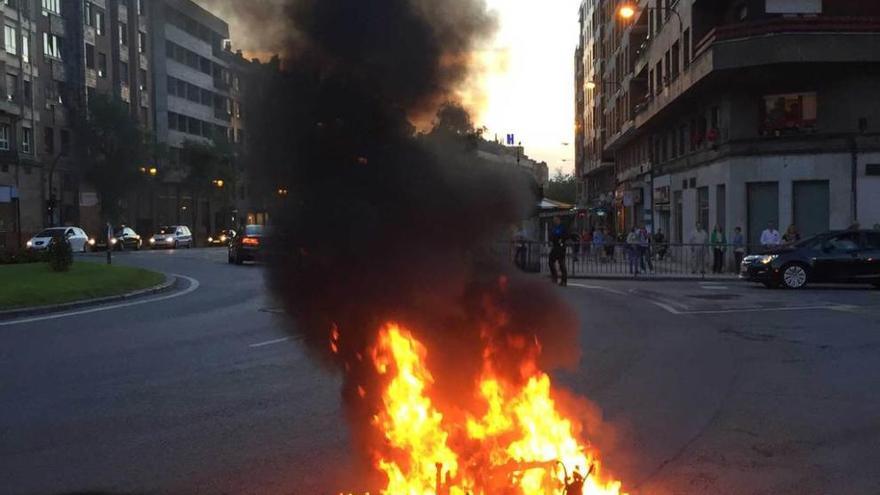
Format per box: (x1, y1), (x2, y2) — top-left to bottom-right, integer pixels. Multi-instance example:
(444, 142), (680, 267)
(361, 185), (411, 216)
(207, 229), (237, 247)
(228, 225), (265, 265)
(741, 230), (880, 289)
(89, 226), (143, 251)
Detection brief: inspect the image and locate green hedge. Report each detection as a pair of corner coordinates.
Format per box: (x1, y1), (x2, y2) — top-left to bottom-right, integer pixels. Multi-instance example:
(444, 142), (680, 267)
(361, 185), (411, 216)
(0, 248), (46, 265)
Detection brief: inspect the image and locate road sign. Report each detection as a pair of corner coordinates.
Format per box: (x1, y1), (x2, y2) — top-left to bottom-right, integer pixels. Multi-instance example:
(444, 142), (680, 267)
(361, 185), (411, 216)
(506, 134), (515, 145)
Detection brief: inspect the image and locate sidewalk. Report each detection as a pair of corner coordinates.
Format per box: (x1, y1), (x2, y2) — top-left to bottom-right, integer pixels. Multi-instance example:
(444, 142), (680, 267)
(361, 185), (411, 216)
(565, 270), (741, 282)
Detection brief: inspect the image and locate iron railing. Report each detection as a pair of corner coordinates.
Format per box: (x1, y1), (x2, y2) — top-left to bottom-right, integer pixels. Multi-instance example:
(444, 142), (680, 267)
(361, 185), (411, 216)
(504, 241), (771, 278)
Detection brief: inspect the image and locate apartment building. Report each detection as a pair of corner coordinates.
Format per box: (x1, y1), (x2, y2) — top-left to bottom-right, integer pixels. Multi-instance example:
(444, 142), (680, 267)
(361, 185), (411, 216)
(576, 0), (617, 232)
(150, 0), (247, 239)
(577, 0), (880, 245)
(0, 0), (154, 247)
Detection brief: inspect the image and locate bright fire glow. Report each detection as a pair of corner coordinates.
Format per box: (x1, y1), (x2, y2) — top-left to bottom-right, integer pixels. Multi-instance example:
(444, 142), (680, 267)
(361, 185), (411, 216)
(365, 323), (626, 495)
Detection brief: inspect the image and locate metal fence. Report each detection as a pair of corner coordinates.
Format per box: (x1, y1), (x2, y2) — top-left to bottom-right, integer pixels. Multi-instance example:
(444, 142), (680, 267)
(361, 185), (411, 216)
(504, 241), (769, 278)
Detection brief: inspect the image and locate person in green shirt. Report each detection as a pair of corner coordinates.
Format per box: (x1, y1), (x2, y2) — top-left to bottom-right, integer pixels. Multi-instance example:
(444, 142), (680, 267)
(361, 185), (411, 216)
(711, 225), (727, 273)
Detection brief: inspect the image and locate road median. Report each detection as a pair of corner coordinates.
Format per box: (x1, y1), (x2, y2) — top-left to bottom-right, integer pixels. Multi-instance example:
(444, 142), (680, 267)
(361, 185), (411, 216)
(0, 262), (172, 320)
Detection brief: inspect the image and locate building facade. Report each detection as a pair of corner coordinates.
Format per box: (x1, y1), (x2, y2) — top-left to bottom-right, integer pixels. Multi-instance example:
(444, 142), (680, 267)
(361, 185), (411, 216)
(576, 0), (880, 245)
(0, 0), (253, 249)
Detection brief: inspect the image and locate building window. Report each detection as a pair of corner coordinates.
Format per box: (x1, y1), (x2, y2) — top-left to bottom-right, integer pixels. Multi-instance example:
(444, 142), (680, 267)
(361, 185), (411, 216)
(137, 0), (144, 15)
(138, 31), (146, 53)
(23, 80), (31, 101)
(83, 2), (94, 27)
(4, 25), (16, 56)
(85, 43), (95, 68)
(98, 52), (107, 77)
(95, 10), (104, 35)
(44, 126), (54, 153)
(60, 129), (70, 154)
(138, 69), (147, 90)
(43, 33), (62, 59)
(21, 34), (29, 63)
(21, 127), (32, 153)
(683, 28), (691, 68)
(671, 40), (680, 79)
(120, 61), (129, 84)
(761, 92), (817, 136)
(0, 124), (9, 150)
(5, 73), (17, 101)
(41, 0), (61, 15)
(697, 186), (709, 230)
(119, 22), (128, 46)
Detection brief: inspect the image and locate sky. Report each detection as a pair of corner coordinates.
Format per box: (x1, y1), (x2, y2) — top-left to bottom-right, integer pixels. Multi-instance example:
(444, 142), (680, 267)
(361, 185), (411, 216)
(196, 0), (582, 174)
(477, 0), (582, 175)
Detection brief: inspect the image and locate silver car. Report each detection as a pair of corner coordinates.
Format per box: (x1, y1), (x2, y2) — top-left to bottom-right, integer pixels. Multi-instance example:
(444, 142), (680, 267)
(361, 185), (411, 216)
(149, 225), (194, 249)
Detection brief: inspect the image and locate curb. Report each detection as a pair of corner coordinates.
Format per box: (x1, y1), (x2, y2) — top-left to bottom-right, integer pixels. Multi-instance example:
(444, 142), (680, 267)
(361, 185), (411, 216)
(0, 273), (177, 321)
(564, 274), (743, 282)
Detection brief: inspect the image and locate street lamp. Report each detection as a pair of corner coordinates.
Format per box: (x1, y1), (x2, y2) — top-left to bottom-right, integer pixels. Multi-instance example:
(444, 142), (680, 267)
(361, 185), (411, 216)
(212, 179), (225, 188)
(618, 3), (683, 32)
(277, 187), (289, 197)
(148, 167), (158, 177)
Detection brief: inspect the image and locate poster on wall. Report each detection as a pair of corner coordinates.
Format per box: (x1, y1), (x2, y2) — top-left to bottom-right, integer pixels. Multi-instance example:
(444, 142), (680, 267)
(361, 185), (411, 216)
(765, 0), (822, 14)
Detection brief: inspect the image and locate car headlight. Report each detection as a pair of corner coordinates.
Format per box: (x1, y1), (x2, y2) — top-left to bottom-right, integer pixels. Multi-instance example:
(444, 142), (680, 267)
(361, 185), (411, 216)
(149, 238), (155, 244)
(88, 238), (96, 246)
(220, 235), (227, 242)
(759, 255), (778, 264)
(110, 238), (118, 245)
(166, 236), (174, 242)
(208, 237), (214, 242)
(26, 240), (32, 248)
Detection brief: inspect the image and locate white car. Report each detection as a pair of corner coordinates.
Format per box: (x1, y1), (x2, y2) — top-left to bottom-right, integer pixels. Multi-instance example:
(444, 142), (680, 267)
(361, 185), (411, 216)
(26, 227), (90, 252)
(149, 225), (194, 249)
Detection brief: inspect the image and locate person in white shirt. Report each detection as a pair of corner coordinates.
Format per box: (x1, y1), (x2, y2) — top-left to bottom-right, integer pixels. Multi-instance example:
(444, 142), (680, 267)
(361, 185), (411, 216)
(688, 222), (709, 274)
(760, 221), (781, 247)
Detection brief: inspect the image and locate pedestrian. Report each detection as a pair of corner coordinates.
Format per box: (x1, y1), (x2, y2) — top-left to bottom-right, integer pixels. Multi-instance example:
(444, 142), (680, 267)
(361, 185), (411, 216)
(732, 226), (746, 270)
(638, 225), (653, 272)
(548, 216), (568, 286)
(710, 225), (726, 273)
(783, 224), (801, 244)
(581, 228), (592, 258)
(512, 225), (528, 270)
(760, 221), (781, 247)
(688, 222), (709, 274)
(592, 228), (605, 262)
(626, 227), (641, 275)
(653, 228), (667, 260)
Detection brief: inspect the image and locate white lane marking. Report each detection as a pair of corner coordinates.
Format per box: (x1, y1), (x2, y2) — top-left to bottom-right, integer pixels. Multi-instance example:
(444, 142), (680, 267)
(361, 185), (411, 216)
(649, 301), (684, 314)
(651, 304), (852, 316)
(0, 275), (200, 327)
(249, 337), (290, 348)
(569, 283), (627, 296)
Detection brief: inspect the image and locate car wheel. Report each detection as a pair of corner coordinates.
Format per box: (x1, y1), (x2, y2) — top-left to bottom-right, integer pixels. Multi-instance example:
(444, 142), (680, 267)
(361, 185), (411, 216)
(781, 263), (809, 290)
(172, 240), (178, 249)
(135, 241), (141, 251)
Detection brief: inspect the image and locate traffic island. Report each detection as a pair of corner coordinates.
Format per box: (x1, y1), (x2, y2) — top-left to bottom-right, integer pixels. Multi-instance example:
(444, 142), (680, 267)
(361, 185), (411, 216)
(0, 262), (167, 312)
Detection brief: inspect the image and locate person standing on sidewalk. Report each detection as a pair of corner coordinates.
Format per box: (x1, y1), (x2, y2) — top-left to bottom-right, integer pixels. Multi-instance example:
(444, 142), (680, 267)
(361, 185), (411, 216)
(710, 225), (727, 273)
(783, 224), (801, 244)
(638, 225), (653, 273)
(732, 226), (746, 270)
(592, 228), (605, 262)
(653, 228), (667, 260)
(760, 221), (781, 248)
(548, 216), (568, 286)
(688, 222), (709, 274)
(626, 227), (641, 275)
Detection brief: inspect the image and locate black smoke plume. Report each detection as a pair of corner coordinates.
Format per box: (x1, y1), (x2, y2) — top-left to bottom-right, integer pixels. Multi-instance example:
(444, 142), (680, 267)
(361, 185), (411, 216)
(243, 0), (582, 489)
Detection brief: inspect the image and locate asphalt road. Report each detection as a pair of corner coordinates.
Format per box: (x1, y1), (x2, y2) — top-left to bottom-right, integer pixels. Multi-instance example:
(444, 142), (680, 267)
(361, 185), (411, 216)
(1, 249), (879, 494)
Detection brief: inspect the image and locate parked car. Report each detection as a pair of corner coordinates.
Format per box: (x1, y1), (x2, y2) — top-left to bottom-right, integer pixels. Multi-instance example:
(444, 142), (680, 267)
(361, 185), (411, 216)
(26, 227), (90, 253)
(149, 226), (194, 249)
(207, 229), (237, 247)
(228, 224), (264, 264)
(89, 226), (143, 251)
(741, 230), (880, 289)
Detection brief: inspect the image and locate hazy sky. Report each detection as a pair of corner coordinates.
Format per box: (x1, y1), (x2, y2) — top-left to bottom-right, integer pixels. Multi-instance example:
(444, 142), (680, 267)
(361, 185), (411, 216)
(477, 0), (581, 175)
(196, 0), (581, 174)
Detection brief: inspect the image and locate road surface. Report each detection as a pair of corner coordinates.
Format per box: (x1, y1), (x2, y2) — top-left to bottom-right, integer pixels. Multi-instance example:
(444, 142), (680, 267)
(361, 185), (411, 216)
(1, 248), (879, 494)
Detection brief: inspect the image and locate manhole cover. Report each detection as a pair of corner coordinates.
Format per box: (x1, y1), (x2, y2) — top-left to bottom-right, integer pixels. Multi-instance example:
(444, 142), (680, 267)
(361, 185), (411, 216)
(688, 294), (742, 300)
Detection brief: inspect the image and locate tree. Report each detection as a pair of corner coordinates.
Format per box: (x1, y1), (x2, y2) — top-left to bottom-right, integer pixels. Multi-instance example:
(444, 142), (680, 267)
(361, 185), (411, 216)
(179, 138), (233, 242)
(78, 95), (148, 223)
(546, 168), (577, 204)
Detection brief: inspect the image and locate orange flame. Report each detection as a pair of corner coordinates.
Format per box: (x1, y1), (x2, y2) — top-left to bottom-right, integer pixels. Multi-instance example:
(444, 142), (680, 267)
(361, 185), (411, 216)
(365, 323), (626, 495)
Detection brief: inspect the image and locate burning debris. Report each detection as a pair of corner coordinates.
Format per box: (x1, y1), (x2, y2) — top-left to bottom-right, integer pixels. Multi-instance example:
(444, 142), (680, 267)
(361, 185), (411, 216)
(242, 0), (629, 493)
